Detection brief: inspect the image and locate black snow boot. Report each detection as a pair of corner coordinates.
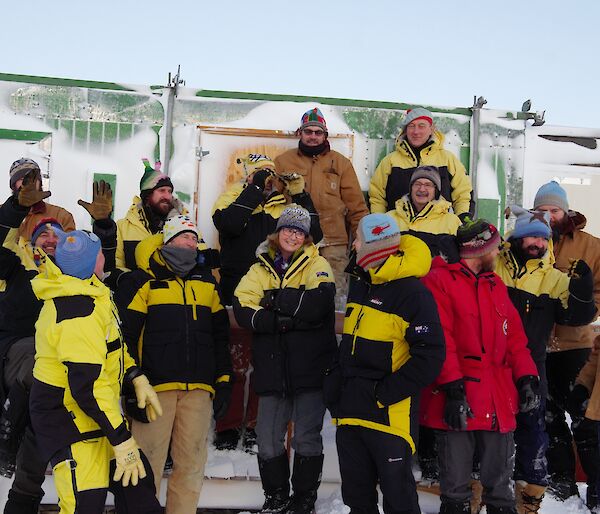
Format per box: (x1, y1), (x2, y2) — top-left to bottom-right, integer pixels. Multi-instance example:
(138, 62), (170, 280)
(587, 482), (599, 511)
(214, 428), (241, 451)
(547, 474), (579, 501)
(4, 490), (41, 514)
(287, 454), (324, 514)
(258, 453), (291, 514)
(439, 499), (471, 513)
(0, 382), (30, 478)
(485, 505), (517, 514)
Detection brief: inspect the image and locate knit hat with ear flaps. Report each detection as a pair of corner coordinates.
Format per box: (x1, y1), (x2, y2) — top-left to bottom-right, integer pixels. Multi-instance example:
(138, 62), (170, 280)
(299, 108), (327, 132)
(163, 215), (199, 245)
(356, 213), (401, 270)
(456, 218), (501, 259)
(55, 230), (101, 280)
(533, 180), (569, 213)
(140, 158), (173, 195)
(276, 205), (311, 236)
(506, 205), (552, 241)
(9, 158), (40, 191)
(237, 154), (276, 177)
(410, 166), (442, 191)
(401, 107), (434, 130)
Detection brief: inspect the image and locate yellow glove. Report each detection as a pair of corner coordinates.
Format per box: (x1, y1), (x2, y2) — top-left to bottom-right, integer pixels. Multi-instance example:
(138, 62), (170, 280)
(112, 437), (146, 487)
(132, 375), (163, 422)
(280, 173), (305, 196)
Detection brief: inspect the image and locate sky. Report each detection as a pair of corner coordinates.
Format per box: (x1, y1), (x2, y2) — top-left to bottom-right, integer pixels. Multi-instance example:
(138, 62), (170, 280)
(2, 0), (599, 128)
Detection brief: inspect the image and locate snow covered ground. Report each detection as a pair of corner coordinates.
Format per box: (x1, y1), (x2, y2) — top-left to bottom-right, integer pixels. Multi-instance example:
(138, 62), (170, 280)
(0, 413), (595, 513)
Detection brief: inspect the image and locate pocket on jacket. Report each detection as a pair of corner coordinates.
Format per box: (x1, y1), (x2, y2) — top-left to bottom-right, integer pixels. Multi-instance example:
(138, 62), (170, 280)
(339, 376), (385, 422)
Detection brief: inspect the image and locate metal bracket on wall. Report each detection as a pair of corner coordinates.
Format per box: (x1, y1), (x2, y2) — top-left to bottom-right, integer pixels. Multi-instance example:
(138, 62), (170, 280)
(196, 147), (210, 161)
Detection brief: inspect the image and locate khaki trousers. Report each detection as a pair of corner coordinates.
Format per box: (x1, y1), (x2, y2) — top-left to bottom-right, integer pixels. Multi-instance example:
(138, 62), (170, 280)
(319, 244), (349, 310)
(132, 389), (212, 514)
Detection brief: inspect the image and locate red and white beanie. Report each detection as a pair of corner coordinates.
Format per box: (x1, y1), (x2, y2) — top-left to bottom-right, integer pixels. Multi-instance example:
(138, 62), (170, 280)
(356, 214), (401, 270)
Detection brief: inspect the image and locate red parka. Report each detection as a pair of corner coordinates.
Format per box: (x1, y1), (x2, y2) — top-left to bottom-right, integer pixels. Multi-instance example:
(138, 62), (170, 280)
(419, 257), (538, 433)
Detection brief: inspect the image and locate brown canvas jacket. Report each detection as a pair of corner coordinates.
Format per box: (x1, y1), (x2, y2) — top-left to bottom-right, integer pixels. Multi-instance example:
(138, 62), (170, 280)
(274, 147), (368, 246)
(549, 211), (600, 352)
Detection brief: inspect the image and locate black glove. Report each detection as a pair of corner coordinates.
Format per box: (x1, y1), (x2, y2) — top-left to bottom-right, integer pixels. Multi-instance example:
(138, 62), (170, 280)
(568, 259), (592, 279)
(442, 380), (474, 430)
(277, 315), (295, 333)
(213, 382), (233, 420)
(251, 169), (272, 191)
(567, 383), (590, 418)
(458, 212), (472, 224)
(517, 375), (541, 413)
(260, 290), (279, 310)
(253, 308), (277, 333)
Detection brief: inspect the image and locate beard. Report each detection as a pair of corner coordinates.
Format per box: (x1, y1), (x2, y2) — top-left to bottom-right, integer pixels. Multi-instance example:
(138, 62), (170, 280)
(480, 252), (498, 272)
(148, 198), (173, 217)
(523, 245), (546, 259)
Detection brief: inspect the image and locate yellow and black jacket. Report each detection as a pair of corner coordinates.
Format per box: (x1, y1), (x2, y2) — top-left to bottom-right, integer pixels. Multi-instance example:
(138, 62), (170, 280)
(120, 234), (231, 394)
(496, 239), (596, 367)
(330, 235), (445, 452)
(116, 195), (186, 272)
(212, 184), (322, 304)
(30, 257), (135, 462)
(388, 195), (461, 261)
(369, 131), (472, 216)
(233, 241), (336, 396)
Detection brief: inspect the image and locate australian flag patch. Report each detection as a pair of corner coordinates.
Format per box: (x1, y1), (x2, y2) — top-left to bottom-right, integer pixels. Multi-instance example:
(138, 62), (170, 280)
(414, 325), (430, 334)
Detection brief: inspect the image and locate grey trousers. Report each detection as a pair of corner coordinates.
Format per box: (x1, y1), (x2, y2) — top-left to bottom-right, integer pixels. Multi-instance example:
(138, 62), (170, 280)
(3, 336), (35, 390)
(255, 391), (326, 460)
(437, 429), (516, 509)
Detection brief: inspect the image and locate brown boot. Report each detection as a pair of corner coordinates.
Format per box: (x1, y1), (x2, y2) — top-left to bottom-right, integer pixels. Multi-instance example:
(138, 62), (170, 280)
(516, 480), (546, 514)
(470, 479), (483, 514)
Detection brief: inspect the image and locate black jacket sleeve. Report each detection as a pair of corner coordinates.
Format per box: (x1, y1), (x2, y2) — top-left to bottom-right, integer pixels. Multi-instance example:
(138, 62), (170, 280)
(276, 282), (335, 326)
(375, 288), (446, 406)
(0, 195), (28, 244)
(213, 185), (264, 236)
(292, 191), (323, 244)
(556, 266), (597, 326)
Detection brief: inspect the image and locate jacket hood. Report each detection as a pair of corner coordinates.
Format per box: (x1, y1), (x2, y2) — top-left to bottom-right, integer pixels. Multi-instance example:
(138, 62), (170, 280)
(568, 210), (587, 231)
(369, 234), (432, 284)
(31, 252), (107, 301)
(395, 129), (445, 153)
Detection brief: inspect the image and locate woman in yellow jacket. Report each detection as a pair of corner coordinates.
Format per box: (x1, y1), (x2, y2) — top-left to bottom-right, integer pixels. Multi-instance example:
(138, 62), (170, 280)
(234, 205), (336, 514)
(30, 230), (163, 514)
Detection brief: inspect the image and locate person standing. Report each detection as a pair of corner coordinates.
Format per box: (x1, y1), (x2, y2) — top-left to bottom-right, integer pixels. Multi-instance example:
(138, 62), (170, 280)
(29, 230), (163, 514)
(420, 218), (539, 514)
(274, 107), (369, 304)
(369, 107), (472, 219)
(234, 205), (336, 514)
(497, 205), (596, 513)
(534, 181), (600, 507)
(120, 216), (232, 514)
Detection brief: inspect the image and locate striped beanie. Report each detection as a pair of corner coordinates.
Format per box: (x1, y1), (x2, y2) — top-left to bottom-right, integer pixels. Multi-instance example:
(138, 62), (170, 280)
(356, 214), (401, 270)
(300, 108), (327, 131)
(237, 154), (276, 176)
(140, 158), (173, 195)
(276, 205), (311, 236)
(9, 158), (40, 191)
(457, 219), (501, 259)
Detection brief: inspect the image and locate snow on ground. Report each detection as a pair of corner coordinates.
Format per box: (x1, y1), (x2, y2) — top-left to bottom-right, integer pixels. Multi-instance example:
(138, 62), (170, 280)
(0, 414), (595, 513)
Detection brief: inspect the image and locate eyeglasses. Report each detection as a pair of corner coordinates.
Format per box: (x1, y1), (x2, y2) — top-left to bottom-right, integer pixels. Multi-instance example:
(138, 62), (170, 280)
(412, 181), (435, 189)
(302, 128), (325, 136)
(281, 227), (306, 238)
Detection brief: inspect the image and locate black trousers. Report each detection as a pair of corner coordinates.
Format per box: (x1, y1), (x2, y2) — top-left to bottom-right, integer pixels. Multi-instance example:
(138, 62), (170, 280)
(546, 349), (599, 489)
(336, 425), (420, 514)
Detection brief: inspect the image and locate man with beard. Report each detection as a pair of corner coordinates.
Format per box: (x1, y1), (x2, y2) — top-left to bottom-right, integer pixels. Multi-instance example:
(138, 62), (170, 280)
(533, 181), (600, 508)
(369, 107), (473, 219)
(420, 218), (539, 514)
(496, 205), (596, 514)
(274, 108), (368, 304)
(115, 158), (185, 275)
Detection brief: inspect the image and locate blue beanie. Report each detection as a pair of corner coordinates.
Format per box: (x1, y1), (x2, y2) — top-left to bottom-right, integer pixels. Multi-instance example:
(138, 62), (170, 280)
(533, 181), (569, 213)
(356, 213), (401, 270)
(507, 205), (552, 241)
(55, 230), (101, 280)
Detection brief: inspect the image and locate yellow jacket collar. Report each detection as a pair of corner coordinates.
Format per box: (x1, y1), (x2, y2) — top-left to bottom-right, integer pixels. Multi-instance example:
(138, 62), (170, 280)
(368, 234), (432, 284)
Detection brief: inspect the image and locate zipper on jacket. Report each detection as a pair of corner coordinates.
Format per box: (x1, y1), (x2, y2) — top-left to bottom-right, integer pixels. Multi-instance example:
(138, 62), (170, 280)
(351, 308), (365, 355)
(177, 278), (190, 388)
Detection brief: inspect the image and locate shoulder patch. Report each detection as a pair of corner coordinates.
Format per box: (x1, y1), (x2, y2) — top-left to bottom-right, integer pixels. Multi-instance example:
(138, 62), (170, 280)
(54, 296), (95, 323)
(413, 324), (430, 334)
(316, 271), (329, 278)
